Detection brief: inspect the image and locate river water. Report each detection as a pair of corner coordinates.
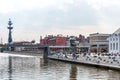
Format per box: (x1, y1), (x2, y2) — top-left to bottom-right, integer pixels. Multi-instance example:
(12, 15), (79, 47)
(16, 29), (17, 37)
(0, 53), (120, 80)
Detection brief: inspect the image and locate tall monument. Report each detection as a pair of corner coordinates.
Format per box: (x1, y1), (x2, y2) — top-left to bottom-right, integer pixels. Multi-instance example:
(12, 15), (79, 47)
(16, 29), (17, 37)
(7, 18), (13, 44)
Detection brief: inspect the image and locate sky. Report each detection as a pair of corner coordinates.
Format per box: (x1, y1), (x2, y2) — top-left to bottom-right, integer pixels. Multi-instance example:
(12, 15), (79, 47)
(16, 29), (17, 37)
(0, 0), (120, 43)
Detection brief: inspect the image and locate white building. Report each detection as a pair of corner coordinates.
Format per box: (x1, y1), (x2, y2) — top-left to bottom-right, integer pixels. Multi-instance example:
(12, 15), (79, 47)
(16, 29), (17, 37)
(109, 28), (120, 53)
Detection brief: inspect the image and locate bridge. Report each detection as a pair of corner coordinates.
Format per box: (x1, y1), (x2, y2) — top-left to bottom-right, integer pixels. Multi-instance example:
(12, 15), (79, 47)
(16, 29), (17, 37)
(0, 44), (89, 60)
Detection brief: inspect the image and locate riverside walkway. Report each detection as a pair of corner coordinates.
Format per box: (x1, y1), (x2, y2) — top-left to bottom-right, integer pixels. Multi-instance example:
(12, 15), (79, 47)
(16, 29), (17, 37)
(48, 52), (120, 70)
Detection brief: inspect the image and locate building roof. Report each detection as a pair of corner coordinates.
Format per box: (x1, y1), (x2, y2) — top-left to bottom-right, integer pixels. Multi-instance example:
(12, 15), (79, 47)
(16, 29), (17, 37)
(90, 33), (110, 37)
(114, 28), (120, 34)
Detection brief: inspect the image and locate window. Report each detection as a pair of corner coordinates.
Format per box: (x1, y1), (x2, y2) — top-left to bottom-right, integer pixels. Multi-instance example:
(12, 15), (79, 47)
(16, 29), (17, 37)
(110, 38), (112, 41)
(113, 38), (115, 41)
(116, 43), (118, 50)
(110, 43), (112, 50)
(113, 43), (115, 50)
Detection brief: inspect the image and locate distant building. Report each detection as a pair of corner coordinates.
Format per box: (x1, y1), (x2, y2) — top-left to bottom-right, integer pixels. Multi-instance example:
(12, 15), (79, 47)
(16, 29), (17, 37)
(109, 28), (120, 53)
(89, 33), (110, 53)
(78, 34), (89, 46)
(78, 34), (85, 42)
(40, 34), (66, 46)
(13, 41), (37, 51)
(66, 35), (70, 46)
(77, 34), (90, 53)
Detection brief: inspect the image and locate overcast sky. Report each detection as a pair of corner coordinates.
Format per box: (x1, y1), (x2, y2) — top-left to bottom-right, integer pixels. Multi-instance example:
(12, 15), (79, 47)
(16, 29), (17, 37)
(0, 0), (120, 43)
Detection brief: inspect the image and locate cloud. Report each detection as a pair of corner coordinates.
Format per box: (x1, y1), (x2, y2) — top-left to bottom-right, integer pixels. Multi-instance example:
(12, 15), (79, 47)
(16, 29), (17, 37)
(101, 6), (120, 25)
(13, 0), (98, 31)
(0, 0), (98, 43)
(0, 0), (120, 43)
(0, 0), (75, 13)
(0, 0), (55, 13)
(42, 0), (98, 27)
(86, 0), (120, 33)
(1, 0), (98, 29)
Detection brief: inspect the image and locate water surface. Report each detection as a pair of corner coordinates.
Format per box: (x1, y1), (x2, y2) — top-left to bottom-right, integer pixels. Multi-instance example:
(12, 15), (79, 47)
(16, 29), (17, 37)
(0, 53), (120, 80)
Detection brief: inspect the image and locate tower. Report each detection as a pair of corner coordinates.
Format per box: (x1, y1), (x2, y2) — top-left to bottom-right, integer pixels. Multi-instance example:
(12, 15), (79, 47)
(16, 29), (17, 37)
(7, 18), (13, 44)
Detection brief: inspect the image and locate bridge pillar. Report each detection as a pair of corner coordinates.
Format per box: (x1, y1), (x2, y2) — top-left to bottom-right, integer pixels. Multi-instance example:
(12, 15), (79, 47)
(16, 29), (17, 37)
(43, 46), (50, 60)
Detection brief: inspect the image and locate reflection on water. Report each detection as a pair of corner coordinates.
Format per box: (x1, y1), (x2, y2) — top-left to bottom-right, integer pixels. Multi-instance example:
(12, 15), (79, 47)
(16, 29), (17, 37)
(8, 56), (12, 80)
(0, 53), (120, 80)
(70, 65), (77, 80)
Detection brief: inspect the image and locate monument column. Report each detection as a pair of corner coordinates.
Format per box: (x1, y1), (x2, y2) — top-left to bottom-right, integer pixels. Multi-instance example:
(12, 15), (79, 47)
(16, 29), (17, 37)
(7, 18), (13, 51)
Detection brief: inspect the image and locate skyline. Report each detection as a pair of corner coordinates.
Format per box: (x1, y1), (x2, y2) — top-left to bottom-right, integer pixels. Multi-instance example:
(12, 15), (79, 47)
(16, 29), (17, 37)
(0, 0), (120, 43)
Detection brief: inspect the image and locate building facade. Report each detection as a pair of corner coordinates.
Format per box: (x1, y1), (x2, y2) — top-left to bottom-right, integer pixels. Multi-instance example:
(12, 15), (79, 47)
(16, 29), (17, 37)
(89, 33), (110, 53)
(13, 41), (37, 51)
(40, 35), (66, 46)
(109, 28), (120, 53)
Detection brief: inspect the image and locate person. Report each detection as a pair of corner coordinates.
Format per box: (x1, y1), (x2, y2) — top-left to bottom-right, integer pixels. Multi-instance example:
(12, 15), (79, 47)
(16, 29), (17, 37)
(64, 52), (68, 58)
(57, 52), (60, 58)
(72, 53), (75, 59)
(72, 53), (77, 60)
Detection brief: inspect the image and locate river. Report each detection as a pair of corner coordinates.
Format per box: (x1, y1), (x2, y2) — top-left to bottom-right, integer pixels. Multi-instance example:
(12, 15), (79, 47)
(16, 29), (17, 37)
(0, 53), (120, 80)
